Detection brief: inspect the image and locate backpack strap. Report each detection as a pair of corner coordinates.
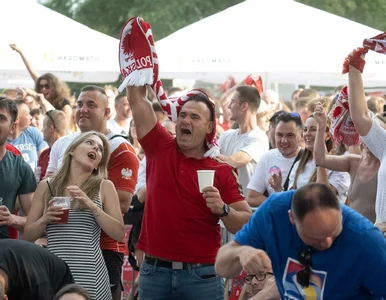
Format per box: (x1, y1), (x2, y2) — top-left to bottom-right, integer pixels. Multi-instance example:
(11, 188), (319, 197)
(108, 134), (130, 141)
(283, 149), (304, 191)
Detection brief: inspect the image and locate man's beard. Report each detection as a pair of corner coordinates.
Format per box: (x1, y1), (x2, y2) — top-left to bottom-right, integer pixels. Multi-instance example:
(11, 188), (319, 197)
(0, 135), (7, 146)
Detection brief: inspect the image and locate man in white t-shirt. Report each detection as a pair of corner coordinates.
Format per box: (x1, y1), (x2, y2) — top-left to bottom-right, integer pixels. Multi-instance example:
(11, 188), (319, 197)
(107, 94), (132, 135)
(247, 112), (303, 207)
(218, 86), (269, 197)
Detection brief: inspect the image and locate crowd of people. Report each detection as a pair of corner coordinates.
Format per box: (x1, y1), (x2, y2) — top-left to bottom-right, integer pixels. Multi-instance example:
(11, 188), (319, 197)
(1, 35), (386, 300)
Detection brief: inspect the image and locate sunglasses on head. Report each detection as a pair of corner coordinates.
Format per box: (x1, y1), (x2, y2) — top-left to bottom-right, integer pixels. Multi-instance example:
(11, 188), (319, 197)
(46, 110), (56, 129)
(297, 247), (312, 288)
(244, 272), (274, 284)
(39, 83), (50, 90)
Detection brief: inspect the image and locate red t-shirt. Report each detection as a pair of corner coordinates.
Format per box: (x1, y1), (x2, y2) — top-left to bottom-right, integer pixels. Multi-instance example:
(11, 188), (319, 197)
(100, 136), (139, 253)
(37, 148), (51, 181)
(136, 123), (244, 264)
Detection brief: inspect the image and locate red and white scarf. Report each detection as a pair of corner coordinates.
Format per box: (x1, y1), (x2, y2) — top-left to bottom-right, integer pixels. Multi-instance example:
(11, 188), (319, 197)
(329, 86), (360, 146)
(118, 17), (218, 157)
(342, 32), (386, 74)
(333, 32), (386, 145)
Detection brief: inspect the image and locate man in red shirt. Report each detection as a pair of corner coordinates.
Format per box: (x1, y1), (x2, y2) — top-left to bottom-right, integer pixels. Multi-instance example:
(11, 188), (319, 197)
(126, 86), (252, 299)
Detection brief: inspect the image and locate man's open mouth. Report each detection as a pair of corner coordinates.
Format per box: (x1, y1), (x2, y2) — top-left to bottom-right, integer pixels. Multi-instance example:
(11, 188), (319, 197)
(181, 129), (192, 135)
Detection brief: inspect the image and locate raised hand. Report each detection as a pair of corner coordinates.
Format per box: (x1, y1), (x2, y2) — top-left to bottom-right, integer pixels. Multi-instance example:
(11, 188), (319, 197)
(238, 246), (272, 275)
(9, 44), (21, 53)
(268, 170), (283, 192)
(313, 102), (327, 127)
(67, 185), (93, 208)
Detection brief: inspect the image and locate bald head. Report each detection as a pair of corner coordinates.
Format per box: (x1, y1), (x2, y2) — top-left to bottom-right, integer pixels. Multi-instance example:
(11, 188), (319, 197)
(261, 89), (279, 109)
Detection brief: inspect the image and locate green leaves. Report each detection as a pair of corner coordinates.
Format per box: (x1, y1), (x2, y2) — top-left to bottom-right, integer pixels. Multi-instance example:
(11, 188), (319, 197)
(40, 0), (244, 40)
(297, 0), (386, 31)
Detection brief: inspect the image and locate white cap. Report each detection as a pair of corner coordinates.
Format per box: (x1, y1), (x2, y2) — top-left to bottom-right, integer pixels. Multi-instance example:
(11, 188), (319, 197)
(257, 100), (269, 114)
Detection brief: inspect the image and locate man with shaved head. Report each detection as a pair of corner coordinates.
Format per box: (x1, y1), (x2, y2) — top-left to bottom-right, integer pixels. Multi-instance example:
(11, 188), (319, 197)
(46, 85), (139, 300)
(216, 183), (386, 299)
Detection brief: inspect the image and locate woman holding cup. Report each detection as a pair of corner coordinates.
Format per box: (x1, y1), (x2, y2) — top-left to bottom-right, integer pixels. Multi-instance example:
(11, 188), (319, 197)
(24, 132), (124, 300)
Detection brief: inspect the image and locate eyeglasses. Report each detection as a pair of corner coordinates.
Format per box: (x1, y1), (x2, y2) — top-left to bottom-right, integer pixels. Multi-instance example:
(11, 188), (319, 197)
(244, 272), (274, 284)
(39, 83), (50, 90)
(297, 247), (312, 288)
(45, 110), (56, 129)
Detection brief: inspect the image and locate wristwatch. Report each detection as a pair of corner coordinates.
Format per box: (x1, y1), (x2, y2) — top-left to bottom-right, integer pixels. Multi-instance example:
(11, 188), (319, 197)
(217, 203), (230, 218)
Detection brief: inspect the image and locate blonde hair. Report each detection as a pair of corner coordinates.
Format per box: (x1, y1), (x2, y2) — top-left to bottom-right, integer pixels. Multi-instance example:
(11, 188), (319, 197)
(44, 131), (110, 210)
(307, 97), (332, 113)
(367, 96), (385, 115)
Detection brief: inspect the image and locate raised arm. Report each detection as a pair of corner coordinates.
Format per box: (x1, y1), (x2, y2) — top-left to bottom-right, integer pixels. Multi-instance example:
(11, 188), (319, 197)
(313, 103), (351, 173)
(348, 57), (373, 136)
(10, 44), (40, 83)
(126, 86), (157, 139)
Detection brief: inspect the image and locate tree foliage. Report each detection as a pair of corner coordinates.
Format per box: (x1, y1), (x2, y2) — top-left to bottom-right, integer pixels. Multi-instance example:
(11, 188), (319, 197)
(40, 0), (386, 90)
(42, 0), (244, 41)
(297, 0), (386, 31)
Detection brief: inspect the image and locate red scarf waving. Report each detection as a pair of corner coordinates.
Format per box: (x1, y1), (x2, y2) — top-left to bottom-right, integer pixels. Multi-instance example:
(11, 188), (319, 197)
(342, 32), (386, 74)
(118, 17), (218, 157)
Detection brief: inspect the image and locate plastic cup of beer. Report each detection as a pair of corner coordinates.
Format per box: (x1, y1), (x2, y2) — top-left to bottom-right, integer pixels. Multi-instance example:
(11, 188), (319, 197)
(197, 170), (215, 192)
(52, 197), (71, 224)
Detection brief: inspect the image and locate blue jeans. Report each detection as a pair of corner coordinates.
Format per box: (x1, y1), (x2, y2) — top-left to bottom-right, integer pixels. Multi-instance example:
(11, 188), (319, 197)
(139, 262), (224, 300)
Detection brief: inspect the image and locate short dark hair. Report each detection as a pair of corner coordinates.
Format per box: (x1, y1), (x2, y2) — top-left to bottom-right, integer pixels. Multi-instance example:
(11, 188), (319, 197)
(80, 85), (106, 95)
(235, 86), (261, 113)
(291, 183), (341, 223)
(0, 97), (18, 123)
(275, 112), (303, 129)
(184, 92), (215, 122)
(269, 110), (286, 125)
(114, 94), (127, 104)
(53, 284), (91, 300)
(30, 108), (43, 117)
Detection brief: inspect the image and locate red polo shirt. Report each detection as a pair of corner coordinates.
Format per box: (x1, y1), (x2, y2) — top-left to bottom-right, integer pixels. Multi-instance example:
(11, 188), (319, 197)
(137, 123), (244, 264)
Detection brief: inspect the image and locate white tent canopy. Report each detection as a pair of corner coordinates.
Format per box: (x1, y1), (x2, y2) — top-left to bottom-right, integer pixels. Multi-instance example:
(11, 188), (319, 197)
(0, 0), (120, 88)
(155, 0), (386, 87)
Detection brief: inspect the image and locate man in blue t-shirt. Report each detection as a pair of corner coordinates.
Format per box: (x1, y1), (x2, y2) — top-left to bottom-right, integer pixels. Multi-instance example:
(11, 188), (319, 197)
(7, 100), (48, 172)
(215, 183), (386, 299)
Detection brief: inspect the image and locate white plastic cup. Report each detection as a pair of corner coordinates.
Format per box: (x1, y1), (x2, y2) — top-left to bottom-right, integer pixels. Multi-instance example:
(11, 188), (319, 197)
(52, 197), (72, 224)
(197, 170), (215, 192)
(0, 197), (3, 206)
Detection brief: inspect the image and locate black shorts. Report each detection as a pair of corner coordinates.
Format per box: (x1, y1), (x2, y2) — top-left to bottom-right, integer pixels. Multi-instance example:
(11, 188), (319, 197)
(102, 249), (124, 292)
